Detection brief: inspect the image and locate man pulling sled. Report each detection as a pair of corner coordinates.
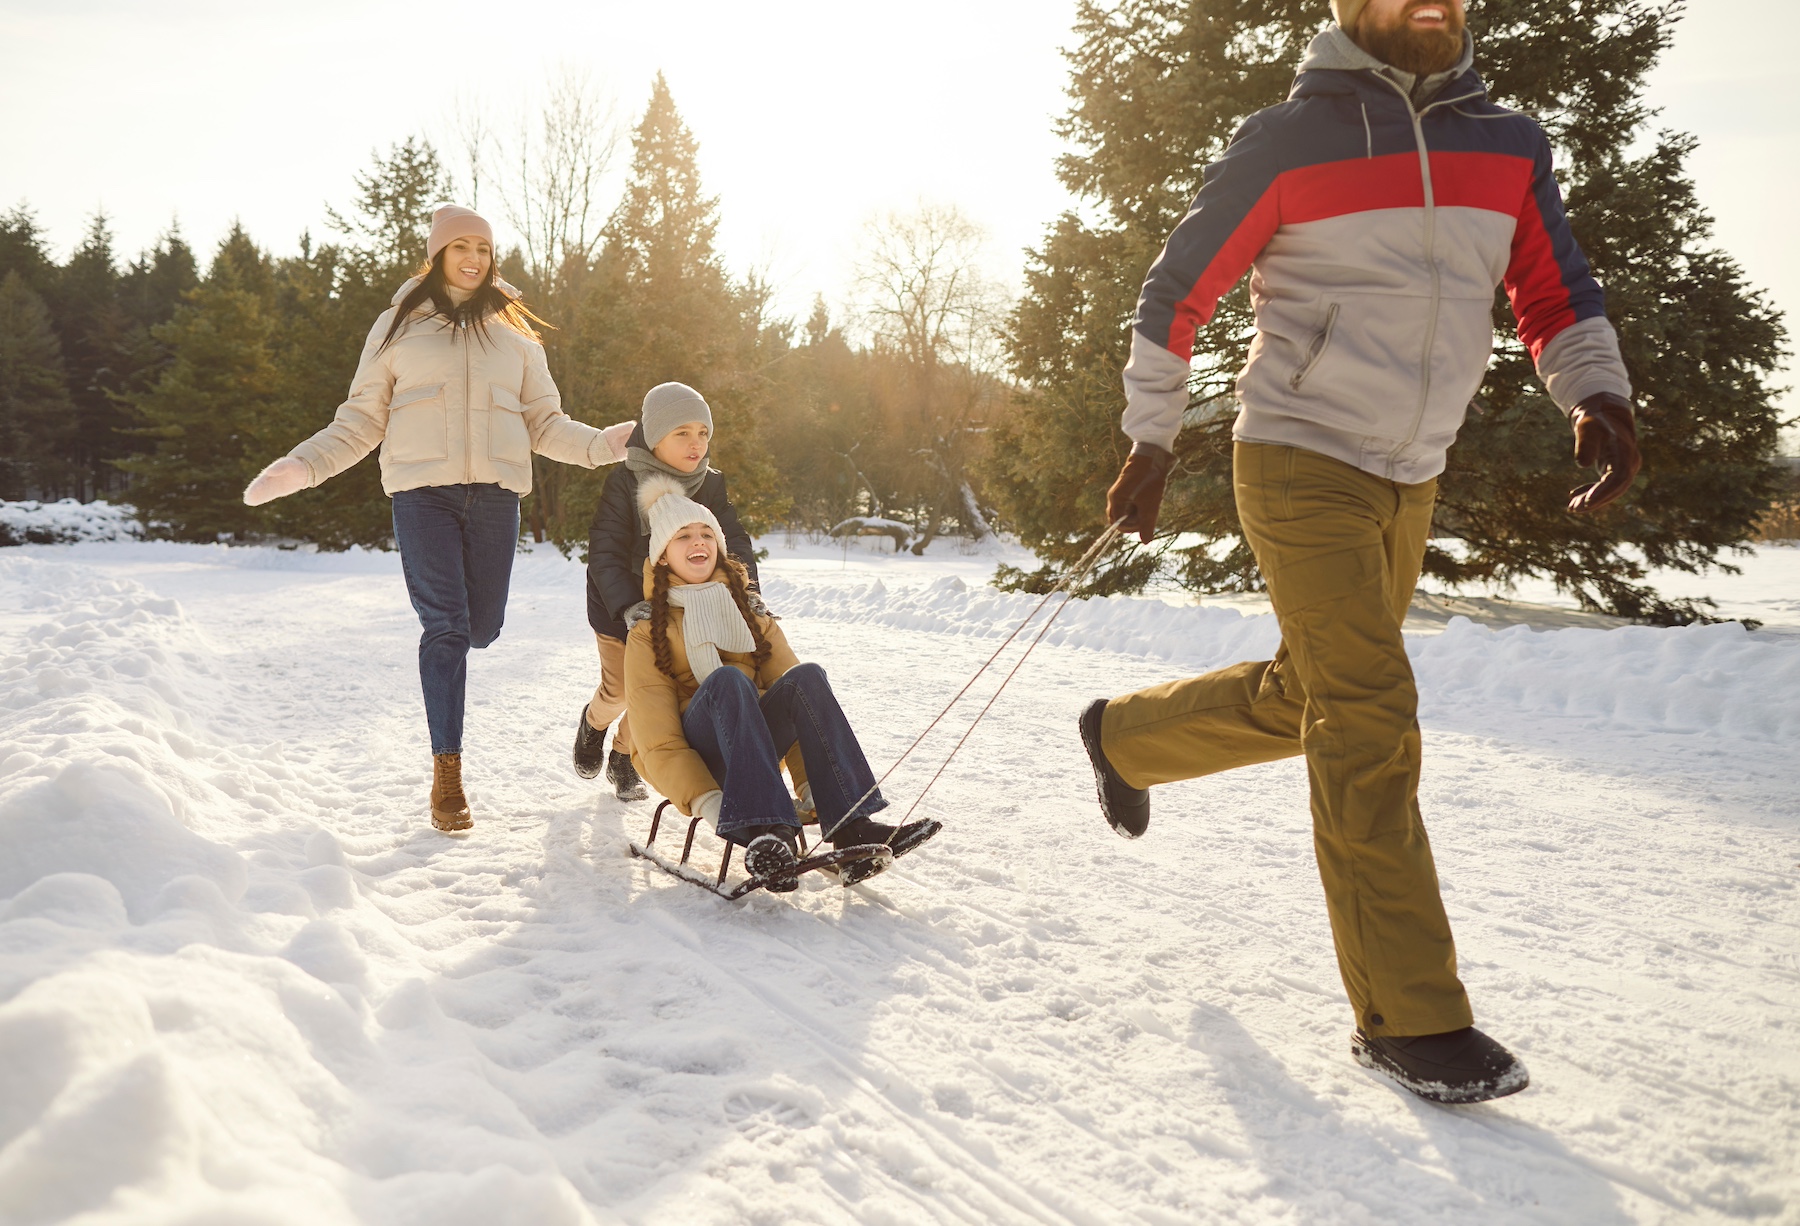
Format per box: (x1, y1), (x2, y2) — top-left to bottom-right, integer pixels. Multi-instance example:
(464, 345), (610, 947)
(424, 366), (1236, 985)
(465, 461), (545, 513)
(1084, 0), (1641, 1103)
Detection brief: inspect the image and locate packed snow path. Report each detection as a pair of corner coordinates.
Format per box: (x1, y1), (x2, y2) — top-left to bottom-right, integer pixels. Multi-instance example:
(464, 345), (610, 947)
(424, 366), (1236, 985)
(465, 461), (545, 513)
(1, 542), (1796, 1225)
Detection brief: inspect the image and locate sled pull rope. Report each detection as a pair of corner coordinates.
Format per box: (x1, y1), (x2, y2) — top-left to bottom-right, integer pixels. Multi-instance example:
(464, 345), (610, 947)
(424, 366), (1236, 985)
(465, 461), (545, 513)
(840, 520), (1127, 825)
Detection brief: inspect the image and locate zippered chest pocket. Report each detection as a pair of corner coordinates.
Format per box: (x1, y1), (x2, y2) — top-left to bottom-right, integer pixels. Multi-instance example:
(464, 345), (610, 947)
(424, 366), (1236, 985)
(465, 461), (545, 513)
(1290, 303), (1340, 391)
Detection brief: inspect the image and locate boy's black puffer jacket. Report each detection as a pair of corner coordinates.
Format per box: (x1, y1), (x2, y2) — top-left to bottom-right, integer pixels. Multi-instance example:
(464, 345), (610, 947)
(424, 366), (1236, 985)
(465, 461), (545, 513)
(586, 464), (757, 641)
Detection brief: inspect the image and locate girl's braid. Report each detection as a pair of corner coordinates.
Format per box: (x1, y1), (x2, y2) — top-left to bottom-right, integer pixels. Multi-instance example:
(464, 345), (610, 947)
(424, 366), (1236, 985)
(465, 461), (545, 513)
(721, 558), (773, 671)
(648, 562), (675, 678)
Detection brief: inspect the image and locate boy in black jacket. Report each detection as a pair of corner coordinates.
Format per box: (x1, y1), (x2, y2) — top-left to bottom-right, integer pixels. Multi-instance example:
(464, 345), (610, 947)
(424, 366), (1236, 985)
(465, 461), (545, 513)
(575, 382), (758, 798)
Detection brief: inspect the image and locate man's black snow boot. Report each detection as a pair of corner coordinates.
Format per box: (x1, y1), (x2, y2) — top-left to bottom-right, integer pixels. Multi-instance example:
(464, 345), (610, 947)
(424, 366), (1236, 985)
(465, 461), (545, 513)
(572, 709), (608, 779)
(739, 826), (801, 893)
(1080, 698), (1148, 838)
(830, 816), (942, 885)
(1351, 1026), (1530, 1104)
(605, 748), (648, 802)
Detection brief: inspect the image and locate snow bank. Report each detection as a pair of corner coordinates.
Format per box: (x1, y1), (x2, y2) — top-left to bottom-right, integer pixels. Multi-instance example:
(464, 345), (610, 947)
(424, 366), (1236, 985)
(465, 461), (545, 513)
(0, 499), (141, 546)
(0, 555), (597, 1223)
(765, 574), (1281, 673)
(1412, 617), (1800, 741)
(763, 573), (1800, 741)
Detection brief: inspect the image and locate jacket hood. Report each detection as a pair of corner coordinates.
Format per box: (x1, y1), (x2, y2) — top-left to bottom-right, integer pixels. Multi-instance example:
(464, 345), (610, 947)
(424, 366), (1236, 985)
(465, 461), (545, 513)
(389, 274), (523, 308)
(1292, 25), (1479, 105)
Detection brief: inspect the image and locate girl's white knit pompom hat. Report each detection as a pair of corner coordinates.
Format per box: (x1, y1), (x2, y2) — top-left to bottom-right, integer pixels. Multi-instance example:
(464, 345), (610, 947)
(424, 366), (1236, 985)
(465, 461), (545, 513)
(639, 473), (725, 566)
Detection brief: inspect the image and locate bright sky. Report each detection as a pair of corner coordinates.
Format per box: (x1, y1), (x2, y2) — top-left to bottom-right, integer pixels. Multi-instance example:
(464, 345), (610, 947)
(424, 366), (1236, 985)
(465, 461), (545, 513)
(1, 0), (1793, 440)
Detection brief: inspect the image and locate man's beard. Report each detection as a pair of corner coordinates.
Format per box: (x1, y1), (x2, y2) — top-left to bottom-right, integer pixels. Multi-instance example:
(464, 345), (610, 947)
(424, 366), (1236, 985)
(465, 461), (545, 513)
(1355, 4), (1465, 77)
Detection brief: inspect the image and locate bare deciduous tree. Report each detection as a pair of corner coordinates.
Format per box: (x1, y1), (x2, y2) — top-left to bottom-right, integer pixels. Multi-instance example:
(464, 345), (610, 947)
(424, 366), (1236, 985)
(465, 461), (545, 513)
(852, 202), (1008, 375)
(455, 68), (620, 301)
(846, 204), (1012, 549)
(448, 94), (491, 211)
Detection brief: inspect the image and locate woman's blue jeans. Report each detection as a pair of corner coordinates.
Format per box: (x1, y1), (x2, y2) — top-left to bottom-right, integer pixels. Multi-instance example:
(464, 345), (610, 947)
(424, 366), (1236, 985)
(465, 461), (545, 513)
(680, 662), (888, 842)
(391, 484), (520, 755)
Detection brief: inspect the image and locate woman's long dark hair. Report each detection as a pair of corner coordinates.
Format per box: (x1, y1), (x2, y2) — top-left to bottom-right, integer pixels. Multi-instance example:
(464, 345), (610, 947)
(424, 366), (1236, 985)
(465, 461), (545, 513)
(648, 555), (773, 680)
(376, 245), (552, 354)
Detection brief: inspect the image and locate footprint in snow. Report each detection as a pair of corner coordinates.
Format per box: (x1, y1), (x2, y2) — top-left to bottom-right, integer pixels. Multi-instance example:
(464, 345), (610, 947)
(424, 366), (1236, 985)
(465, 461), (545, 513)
(724, 1092), (814, 1140)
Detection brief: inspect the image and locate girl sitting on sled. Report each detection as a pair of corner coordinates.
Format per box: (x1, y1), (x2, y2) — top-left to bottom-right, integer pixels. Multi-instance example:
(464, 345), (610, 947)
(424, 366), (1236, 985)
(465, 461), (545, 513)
(623, 475), (940, 889)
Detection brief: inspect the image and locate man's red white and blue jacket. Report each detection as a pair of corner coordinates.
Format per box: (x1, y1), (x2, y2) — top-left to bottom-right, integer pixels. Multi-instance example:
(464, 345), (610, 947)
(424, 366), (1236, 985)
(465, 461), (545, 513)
(1122, 28), (1632, 484)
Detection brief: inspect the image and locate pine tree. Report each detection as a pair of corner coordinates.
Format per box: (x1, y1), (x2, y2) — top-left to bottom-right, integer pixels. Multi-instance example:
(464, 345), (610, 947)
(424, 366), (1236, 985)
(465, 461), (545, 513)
(257, 232), (397, 548)
(762, 307), (887, 531)
(119, 226), (281, 540)
(119, 228), (200, 336)
(326, 136), (454, 271)
(982, 0), (1787, 620)
(114, 228), (201, 424)
(0, 206), (58, 298)
(2, 210), (196, 503)
(0, 271), (78, 499)
(558, 74), (787, 547)
(1436, 2), (1787, 620)
(48, 214), (135, 499)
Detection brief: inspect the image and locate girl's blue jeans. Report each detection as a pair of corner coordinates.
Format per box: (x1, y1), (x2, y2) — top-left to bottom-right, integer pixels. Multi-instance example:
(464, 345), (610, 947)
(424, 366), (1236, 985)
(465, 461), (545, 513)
(680, 662), (888, 842)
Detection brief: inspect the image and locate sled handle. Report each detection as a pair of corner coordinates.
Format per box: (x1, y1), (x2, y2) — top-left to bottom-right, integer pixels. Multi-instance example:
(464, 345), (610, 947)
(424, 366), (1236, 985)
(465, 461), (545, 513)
(681, 814), (704, 866)
(647, 799), (671, 848)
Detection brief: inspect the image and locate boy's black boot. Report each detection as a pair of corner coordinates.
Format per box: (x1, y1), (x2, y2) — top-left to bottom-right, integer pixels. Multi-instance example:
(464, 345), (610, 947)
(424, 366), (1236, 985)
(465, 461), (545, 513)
(1079, 698), (1149, 838)
(739, 825), (801, 893)
(605, 747), (648, 802)
(1351, 1025), (1530, 1104)
(572, 708), (608, 779)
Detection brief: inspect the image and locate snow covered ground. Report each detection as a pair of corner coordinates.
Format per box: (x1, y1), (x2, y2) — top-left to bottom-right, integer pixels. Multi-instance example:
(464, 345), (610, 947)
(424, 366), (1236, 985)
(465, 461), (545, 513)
(1, 536), (1796, 1225)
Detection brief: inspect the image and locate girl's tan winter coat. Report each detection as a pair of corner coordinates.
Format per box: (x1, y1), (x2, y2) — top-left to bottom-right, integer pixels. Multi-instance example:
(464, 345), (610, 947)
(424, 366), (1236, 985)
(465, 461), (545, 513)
(289, 277), (613, 495)
(623, 561), (806, 816)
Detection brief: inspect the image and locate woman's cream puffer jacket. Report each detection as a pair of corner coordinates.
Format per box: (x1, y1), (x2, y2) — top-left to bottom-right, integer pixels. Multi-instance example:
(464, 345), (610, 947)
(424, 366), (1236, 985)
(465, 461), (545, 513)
(289, 277), (611, 497)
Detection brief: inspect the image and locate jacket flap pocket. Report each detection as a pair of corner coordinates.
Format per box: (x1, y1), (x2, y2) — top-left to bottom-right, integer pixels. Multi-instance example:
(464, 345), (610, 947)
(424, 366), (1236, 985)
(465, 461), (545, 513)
(390, 382), (444, 410)
(490, 384), (525, 413)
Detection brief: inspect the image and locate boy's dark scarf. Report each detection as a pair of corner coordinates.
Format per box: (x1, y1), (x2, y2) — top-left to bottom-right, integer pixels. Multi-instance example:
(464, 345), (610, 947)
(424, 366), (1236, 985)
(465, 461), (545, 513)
(624, 421), (711, 532)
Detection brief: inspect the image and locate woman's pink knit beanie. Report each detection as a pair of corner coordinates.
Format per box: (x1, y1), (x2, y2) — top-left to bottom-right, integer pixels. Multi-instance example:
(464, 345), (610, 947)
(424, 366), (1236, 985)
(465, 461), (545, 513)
(427, 206), (494, 262)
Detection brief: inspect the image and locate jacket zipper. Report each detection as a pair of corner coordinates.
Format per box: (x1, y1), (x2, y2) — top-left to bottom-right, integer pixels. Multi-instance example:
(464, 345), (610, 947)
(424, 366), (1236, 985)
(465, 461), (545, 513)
(460, 318), (472, 484)
(1291, 303), (1340, 390)
(1369, 77), (1485, 470)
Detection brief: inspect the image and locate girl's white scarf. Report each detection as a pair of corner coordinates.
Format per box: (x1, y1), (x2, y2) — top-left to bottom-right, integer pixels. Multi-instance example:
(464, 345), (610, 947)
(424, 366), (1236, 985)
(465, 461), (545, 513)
(667, 582), (755, 682)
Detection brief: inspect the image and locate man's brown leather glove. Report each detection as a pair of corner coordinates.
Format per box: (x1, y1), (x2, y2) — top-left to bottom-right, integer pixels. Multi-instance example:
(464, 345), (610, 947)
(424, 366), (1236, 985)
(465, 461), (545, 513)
(1105, 442), (1175, 543)
(1567, 391), (1641, 514)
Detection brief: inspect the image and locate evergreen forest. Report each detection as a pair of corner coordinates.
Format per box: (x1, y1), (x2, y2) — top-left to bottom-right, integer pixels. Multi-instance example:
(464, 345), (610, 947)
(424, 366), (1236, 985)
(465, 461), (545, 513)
(1, 3), (1789, 622)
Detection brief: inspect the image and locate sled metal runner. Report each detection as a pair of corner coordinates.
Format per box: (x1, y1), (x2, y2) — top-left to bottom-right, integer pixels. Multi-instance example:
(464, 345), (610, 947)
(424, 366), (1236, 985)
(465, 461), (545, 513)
(629, 800), (892, 901)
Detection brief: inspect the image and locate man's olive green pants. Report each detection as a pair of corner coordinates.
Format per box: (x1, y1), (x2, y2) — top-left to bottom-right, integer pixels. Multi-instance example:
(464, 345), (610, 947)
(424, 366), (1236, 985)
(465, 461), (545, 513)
(1101, 442), (1472, 1037)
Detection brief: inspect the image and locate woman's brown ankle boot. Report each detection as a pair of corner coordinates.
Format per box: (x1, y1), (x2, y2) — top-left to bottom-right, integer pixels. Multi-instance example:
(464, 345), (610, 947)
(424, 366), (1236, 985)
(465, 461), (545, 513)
(431, 753), (472, 832)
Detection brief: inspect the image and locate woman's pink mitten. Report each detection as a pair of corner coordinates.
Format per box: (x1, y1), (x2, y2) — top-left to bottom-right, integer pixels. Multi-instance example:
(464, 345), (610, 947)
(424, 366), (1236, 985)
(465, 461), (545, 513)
(602, 420), (635, 462)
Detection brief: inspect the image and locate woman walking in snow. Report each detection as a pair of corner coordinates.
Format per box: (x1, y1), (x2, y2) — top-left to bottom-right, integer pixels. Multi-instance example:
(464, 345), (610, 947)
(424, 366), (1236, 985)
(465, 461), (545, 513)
(624, 476), (941, 888)
(242, 205), (634, 834)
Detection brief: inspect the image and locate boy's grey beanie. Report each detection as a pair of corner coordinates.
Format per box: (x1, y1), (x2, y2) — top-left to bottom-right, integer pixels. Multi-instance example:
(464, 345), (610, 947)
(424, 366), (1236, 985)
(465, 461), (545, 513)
(641, 382), (712, 449)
